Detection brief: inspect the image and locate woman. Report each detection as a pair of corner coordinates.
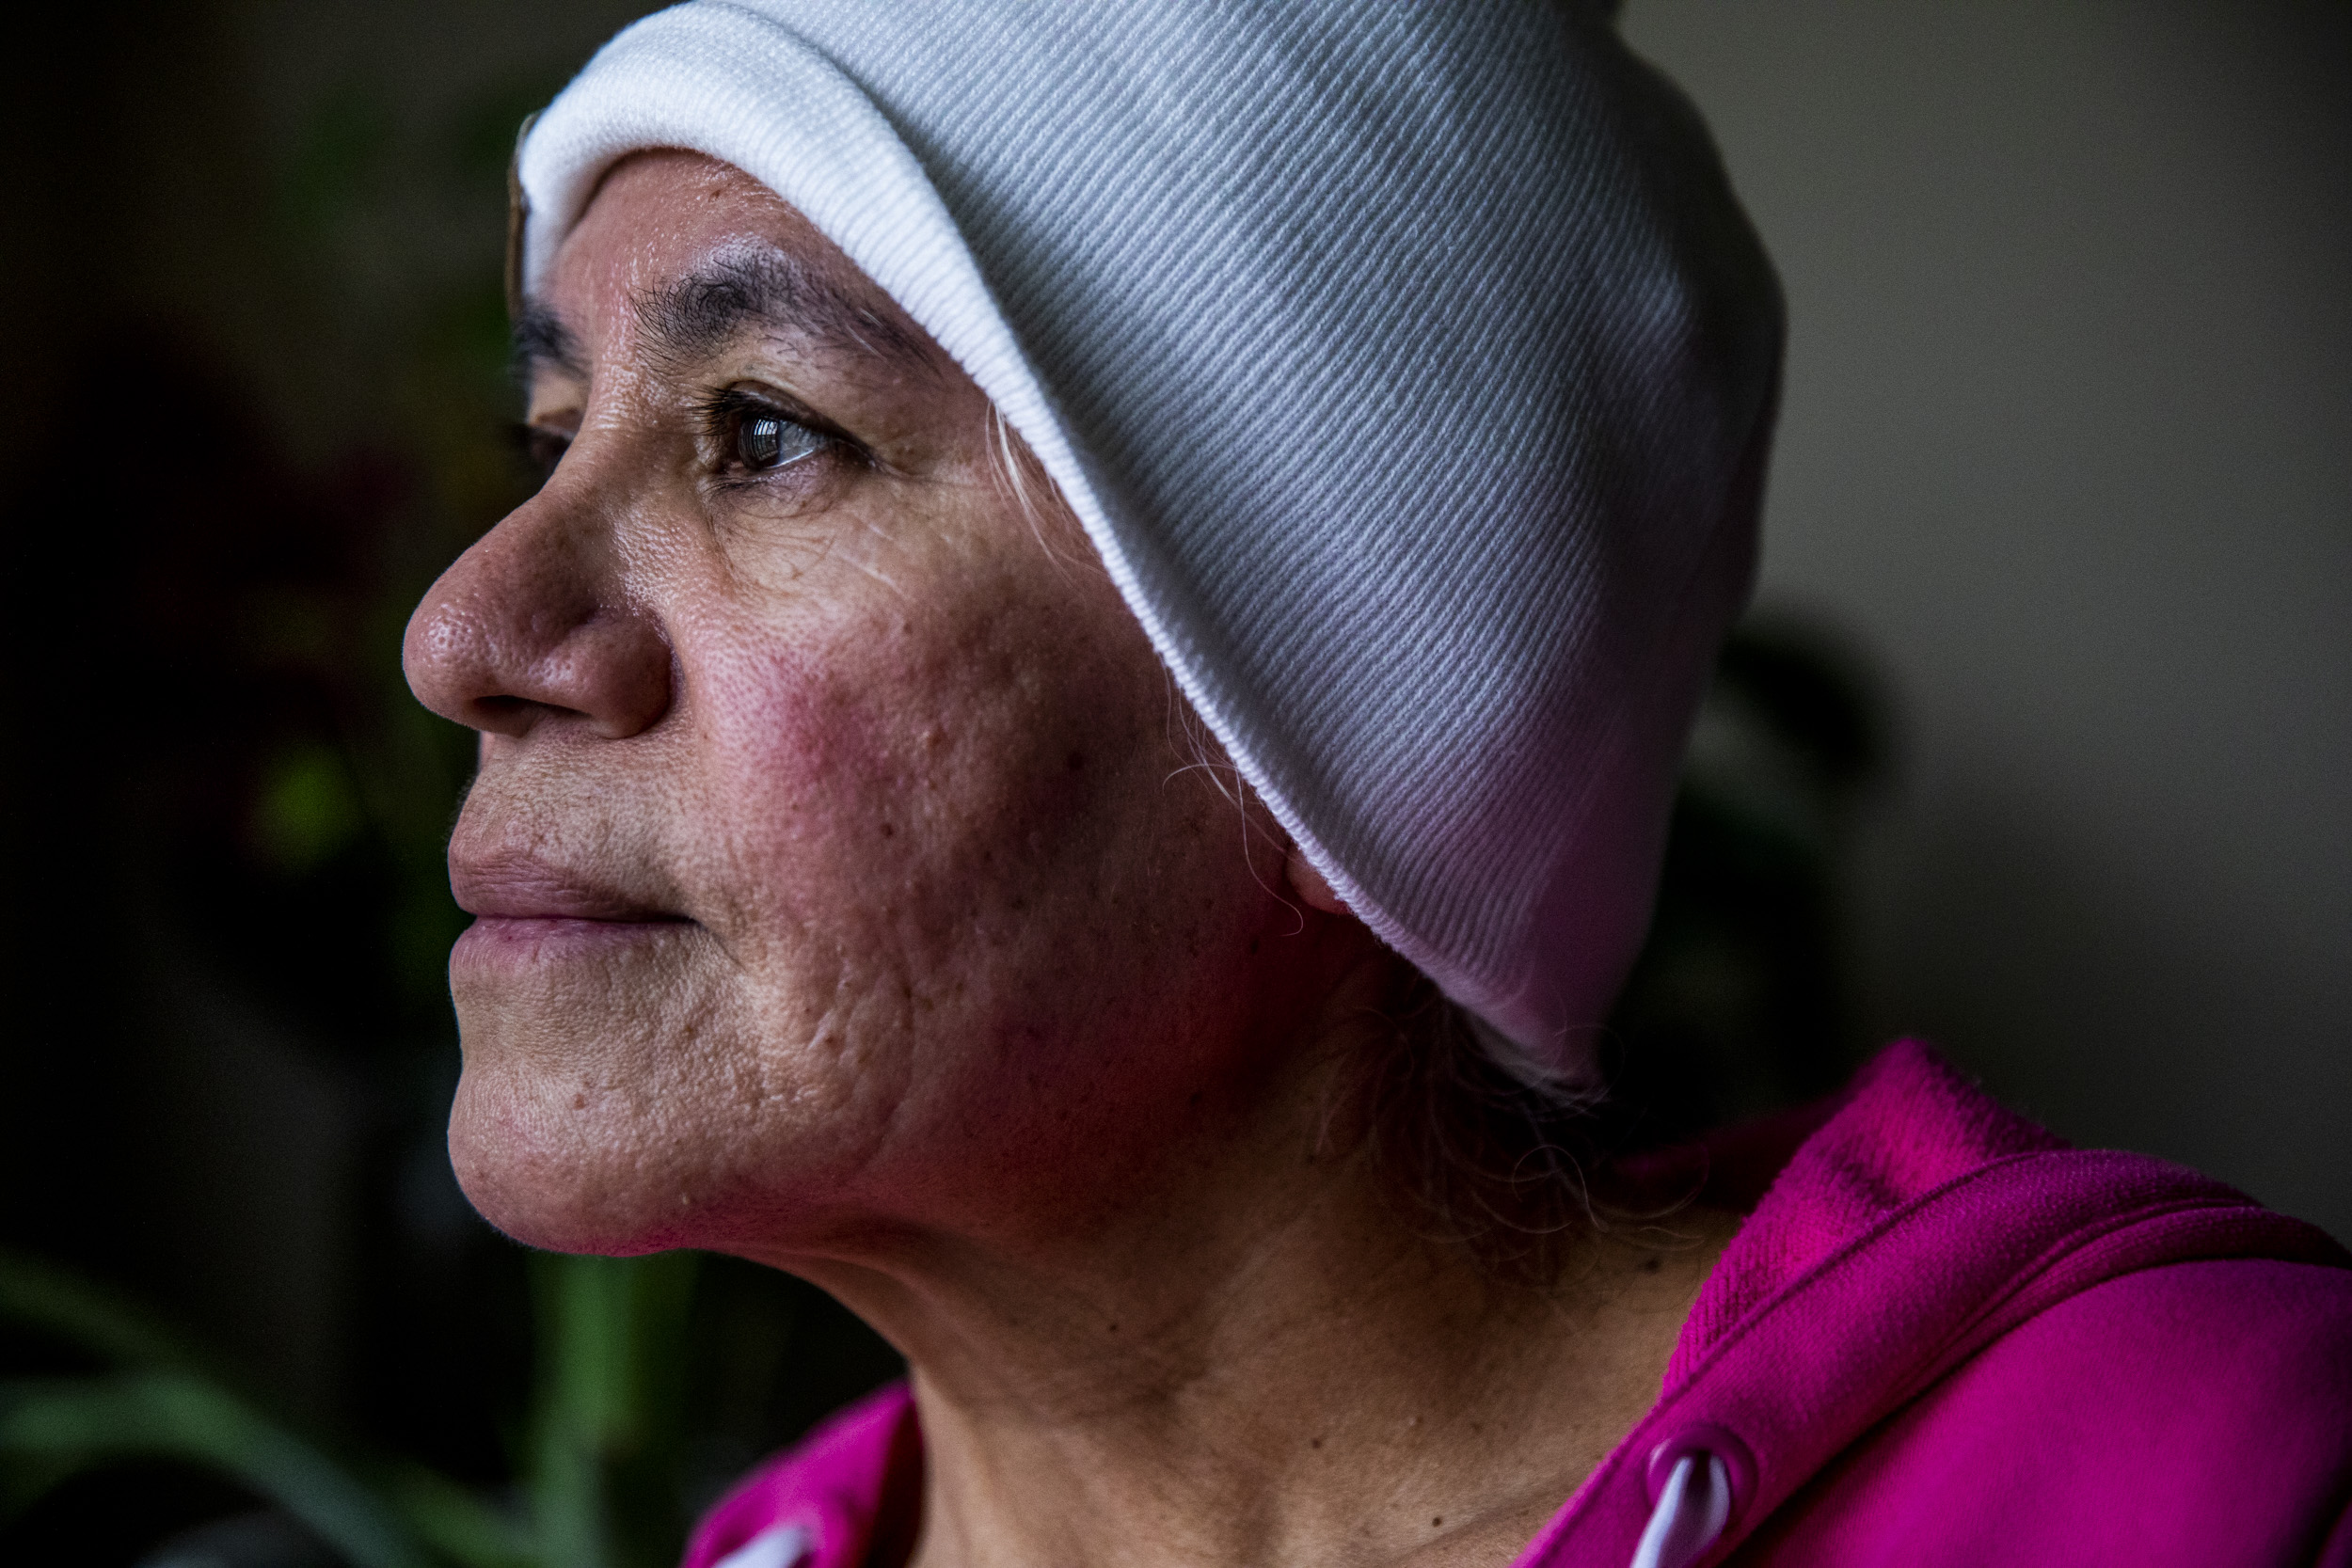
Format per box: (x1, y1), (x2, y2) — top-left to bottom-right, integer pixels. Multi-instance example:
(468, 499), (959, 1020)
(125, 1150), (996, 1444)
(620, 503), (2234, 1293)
(402, 3), (2352, 1564)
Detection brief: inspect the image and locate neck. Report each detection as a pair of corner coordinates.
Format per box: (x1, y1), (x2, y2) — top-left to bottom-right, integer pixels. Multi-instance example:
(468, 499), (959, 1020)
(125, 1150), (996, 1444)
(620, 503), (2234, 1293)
(772, 987), (1735, 1568)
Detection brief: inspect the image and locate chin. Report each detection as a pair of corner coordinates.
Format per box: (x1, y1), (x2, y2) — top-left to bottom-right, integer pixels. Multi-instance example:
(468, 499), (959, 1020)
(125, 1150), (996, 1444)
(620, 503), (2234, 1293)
(442, 1002), (898, 1261)
(446, 1053), (710, 1257)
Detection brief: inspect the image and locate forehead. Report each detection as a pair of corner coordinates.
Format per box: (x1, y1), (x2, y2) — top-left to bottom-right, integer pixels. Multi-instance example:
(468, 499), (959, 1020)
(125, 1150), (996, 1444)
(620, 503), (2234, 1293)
(534, 150), (939, 376)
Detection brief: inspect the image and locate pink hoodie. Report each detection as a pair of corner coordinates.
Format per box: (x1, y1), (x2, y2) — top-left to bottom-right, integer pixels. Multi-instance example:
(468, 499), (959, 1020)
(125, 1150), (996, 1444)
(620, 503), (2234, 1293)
(682, 1042), (2352, 1568)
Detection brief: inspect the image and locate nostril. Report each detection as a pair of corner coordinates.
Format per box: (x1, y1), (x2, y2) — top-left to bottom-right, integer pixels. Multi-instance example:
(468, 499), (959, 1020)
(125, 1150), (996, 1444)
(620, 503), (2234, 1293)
(473, 694), (534, 724)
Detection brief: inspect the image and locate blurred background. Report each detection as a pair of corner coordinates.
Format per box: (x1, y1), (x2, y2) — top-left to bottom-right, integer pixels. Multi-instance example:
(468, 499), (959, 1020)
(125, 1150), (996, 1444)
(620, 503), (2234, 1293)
(1622, 0), (2352, 1239)
(0, 2), (2344, 1564)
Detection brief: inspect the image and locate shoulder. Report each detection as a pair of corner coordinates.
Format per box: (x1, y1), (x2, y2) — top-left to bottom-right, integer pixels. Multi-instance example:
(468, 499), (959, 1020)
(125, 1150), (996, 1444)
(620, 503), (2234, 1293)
(1956, 1258), (2352, 1465)
(1742, 1258), (2352, 1566)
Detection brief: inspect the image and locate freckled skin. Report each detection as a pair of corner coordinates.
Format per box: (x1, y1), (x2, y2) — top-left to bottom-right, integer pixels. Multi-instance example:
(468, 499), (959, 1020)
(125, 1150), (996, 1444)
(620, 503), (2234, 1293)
(404, 152), (1736, 1568)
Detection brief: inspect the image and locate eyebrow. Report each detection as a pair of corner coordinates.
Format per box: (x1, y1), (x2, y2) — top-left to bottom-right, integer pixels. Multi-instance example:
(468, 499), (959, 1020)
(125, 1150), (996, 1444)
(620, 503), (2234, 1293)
(509, 248), (940, 392)
(512, 305), (587, 385)
(634, 249), (938, 378)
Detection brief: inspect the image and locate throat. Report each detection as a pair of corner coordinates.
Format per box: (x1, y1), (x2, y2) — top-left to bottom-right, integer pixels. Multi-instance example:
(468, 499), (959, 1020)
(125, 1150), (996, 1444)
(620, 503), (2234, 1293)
(880, 1206), (1738, 1568)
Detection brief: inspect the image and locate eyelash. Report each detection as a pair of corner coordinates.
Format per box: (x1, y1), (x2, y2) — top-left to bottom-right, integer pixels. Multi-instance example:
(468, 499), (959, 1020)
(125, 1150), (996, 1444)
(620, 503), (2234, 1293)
(507, 389), (857, 492)
(695, 388), (844, 485)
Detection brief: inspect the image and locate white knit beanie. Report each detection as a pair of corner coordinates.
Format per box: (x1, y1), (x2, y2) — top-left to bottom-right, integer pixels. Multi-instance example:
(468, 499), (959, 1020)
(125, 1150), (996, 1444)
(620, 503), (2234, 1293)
(515, 0), (1783, 1085)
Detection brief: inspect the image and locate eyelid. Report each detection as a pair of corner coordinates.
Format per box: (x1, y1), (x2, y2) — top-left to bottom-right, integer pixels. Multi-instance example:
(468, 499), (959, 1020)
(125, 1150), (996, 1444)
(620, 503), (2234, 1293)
(696, 382), (859, 449)
(693, 384), (876, 492)
(522, 365), (587, 427)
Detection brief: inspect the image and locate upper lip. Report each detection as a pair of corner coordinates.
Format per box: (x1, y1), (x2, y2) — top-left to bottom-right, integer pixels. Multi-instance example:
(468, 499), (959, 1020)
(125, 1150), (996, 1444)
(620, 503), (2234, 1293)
(451, 851), (683, 923)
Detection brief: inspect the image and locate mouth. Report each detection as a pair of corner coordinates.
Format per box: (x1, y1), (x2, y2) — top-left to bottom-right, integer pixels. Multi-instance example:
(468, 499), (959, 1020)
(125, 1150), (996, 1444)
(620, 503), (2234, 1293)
(449, 852), (694, 962)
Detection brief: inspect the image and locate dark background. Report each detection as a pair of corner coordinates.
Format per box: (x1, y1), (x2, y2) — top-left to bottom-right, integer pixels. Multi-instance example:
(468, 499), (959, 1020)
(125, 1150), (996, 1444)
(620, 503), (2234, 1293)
(1, 2), (2344, 1563)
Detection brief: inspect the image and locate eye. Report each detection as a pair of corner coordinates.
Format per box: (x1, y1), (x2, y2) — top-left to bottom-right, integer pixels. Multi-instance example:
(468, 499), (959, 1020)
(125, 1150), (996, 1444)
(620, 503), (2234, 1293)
(512, 422), (572, 485)
(708, 389), (829, 477)
(736, 411), (822, 470)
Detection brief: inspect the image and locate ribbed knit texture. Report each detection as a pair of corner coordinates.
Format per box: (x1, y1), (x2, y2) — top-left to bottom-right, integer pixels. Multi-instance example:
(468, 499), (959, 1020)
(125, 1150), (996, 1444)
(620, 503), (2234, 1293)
(516, 0), (1783, 1080)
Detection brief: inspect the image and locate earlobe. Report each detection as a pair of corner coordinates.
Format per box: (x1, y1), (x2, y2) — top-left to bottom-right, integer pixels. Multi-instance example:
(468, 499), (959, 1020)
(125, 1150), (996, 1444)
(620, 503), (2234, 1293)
(1284, 847), (1350, 916)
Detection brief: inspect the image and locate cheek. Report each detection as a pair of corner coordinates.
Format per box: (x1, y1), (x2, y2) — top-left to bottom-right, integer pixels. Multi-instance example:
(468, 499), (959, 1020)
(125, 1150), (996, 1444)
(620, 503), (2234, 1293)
(675, 583), (1275, 1193)
(448, 555), (1294, 1259)
(436, 617), (979, 1256)
(693, 601), (1118, 974)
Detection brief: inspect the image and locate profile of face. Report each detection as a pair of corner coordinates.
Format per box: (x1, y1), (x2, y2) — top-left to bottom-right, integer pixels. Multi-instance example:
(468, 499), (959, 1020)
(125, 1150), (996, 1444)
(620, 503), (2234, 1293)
(404, 152), (1369, 1267)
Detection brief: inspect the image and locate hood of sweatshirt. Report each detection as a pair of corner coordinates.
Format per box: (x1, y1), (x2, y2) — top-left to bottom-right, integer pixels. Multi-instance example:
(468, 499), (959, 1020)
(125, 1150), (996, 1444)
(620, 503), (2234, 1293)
(681, 1041), (2352, 1568)
(1535, 1039), (2352, 1565)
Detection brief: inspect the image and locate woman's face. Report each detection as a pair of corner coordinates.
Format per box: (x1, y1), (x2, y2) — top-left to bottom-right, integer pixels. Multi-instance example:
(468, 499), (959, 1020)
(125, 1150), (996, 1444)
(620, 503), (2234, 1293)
(405, 151), (1348, 1262)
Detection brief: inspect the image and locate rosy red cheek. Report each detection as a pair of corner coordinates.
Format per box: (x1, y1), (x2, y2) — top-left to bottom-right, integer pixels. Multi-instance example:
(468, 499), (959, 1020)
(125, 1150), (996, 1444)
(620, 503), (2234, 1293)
(683, 597), (1116, 936)
(684, 627), (942, 885)
(712, 646), (865, 802)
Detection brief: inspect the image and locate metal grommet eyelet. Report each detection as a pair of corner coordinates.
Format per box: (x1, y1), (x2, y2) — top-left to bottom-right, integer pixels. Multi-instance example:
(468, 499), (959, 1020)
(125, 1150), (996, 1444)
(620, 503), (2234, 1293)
(1645, 1421), (1757, 1525)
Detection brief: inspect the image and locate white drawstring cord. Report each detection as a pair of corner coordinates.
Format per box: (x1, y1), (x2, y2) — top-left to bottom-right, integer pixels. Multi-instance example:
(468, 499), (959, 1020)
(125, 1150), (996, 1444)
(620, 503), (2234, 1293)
(711, 1521), (812, 1568)
(1629, 1449), (1733, 1568)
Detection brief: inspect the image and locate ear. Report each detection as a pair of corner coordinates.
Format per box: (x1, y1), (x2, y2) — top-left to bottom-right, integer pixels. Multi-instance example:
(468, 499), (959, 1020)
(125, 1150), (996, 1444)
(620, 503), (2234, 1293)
(1284, 845), (1351, 916)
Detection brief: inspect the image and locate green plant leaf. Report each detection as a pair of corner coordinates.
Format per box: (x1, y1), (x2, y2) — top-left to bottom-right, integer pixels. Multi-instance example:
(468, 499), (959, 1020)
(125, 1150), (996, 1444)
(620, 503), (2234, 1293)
(531, 1251), (703, 1568)
(0, 1373), (432, 1568)
(0, 1247), (202, 1371)
(0, 1250), (533, 1567)
(383, 1461), (537, 1568)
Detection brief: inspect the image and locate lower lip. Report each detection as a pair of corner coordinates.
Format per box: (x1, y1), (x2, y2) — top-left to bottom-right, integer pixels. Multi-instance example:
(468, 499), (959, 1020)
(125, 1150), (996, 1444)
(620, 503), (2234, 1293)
(453, 916), (694, 968)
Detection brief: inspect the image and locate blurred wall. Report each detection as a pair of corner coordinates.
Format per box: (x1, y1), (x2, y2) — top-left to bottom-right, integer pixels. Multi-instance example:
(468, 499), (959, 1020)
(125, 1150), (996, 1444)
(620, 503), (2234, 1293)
(1623, 0), (2352, 1237)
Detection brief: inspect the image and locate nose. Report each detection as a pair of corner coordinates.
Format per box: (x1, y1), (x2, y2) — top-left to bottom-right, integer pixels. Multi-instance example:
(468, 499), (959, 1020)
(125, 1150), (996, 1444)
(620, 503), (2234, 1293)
(403, 488), (673, 740)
